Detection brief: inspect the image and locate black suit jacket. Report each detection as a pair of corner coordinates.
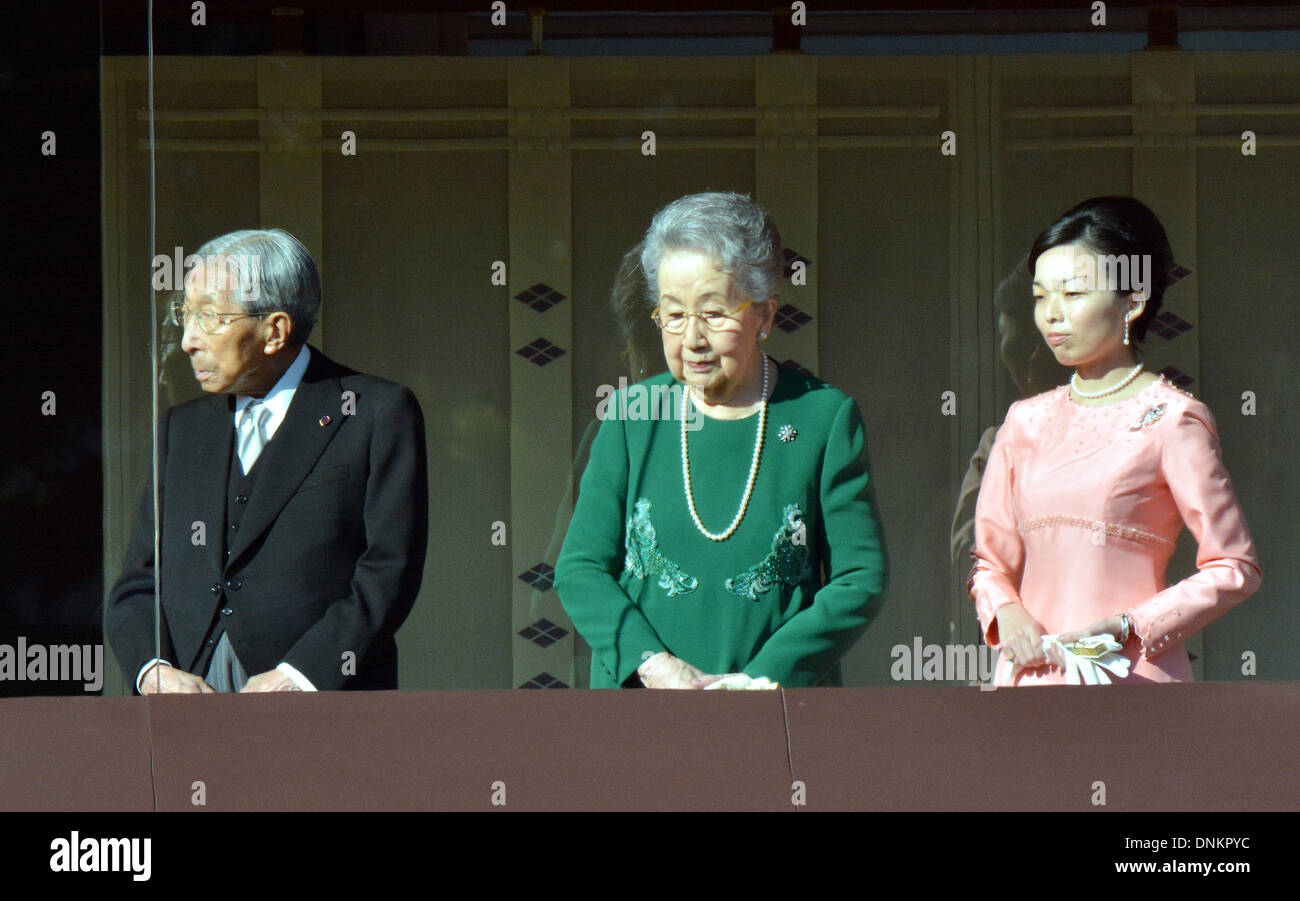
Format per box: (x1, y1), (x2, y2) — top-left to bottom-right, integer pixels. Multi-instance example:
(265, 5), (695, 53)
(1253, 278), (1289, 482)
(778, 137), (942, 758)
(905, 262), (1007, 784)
(107, 347), (428, 691)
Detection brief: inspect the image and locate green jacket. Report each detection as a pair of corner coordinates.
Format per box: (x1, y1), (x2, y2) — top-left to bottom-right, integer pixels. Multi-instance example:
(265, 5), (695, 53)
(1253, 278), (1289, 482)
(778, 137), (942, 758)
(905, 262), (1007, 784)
(556, 364), (888, 688)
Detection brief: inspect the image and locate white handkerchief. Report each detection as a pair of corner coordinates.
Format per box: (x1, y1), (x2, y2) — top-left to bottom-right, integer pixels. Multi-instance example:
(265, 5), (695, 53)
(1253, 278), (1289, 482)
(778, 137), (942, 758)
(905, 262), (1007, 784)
(1001, 633), (1131, 684)
(1042, 634), (1131, 685)
(703, 674), (779, 691)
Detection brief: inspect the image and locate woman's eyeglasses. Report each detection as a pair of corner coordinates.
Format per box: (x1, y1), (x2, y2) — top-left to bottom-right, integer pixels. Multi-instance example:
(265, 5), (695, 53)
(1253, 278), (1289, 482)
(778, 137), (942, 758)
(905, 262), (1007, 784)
(651, 300), (755, 335)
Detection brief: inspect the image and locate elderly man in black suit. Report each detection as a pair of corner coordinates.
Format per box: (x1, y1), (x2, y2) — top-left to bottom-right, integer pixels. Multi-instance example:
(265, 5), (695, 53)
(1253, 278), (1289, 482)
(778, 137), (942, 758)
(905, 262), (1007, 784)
(108, 229), (428, 693)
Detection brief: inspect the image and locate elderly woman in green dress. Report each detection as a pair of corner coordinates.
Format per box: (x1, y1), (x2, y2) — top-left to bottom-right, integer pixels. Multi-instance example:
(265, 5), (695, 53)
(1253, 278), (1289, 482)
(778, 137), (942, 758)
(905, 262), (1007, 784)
(556, 192), (888, 688)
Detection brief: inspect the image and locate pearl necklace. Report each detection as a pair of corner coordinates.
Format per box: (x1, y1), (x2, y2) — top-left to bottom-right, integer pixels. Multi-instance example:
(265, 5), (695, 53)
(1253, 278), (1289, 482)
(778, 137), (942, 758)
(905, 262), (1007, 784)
(681, 357), (768, 542)
(1071, 362), (1144, 399)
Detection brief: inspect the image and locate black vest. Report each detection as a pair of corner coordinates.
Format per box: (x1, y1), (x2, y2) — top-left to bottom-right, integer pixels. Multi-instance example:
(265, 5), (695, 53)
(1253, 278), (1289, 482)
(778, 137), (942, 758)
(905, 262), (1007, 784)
(192, 431), (267, 675)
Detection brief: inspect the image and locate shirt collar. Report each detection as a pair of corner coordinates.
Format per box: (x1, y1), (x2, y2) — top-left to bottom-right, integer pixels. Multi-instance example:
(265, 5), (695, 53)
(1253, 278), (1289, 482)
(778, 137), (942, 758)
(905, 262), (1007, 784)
(234, 344), (311, 430)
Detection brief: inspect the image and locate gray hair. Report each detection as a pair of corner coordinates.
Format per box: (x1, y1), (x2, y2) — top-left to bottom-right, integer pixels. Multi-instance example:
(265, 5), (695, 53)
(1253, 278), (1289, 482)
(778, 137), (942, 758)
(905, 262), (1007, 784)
(640, 192), (783, 308)
(190, 228), (320, 345)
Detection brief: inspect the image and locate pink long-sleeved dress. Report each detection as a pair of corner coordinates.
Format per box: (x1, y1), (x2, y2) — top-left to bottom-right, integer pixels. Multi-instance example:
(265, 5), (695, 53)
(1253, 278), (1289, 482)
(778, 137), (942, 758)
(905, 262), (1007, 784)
(969, 377), (1261, 686)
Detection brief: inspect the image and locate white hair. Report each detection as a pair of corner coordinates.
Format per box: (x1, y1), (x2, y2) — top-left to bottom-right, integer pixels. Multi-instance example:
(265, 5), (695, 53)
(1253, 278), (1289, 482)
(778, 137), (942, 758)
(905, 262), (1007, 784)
(191, 228), (320, 345)
(640, 192), (783, 308)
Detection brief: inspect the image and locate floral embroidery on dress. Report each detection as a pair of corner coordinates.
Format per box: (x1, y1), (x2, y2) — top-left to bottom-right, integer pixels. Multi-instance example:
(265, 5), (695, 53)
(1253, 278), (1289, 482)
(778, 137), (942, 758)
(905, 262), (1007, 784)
(725, 504), (814, 600)
(624, 498), (698, 596)
(1129, 403), (1168, 431)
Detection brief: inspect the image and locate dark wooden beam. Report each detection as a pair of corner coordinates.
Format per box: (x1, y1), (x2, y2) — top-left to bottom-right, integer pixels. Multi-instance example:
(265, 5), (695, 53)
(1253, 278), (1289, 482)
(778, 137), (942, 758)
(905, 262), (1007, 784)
(1147, 3), (1180, 49)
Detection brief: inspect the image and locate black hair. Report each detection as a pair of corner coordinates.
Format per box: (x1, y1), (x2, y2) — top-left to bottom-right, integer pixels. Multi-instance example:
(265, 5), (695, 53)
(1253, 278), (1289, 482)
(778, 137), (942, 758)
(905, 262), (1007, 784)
(1026, 196), (1175, 344)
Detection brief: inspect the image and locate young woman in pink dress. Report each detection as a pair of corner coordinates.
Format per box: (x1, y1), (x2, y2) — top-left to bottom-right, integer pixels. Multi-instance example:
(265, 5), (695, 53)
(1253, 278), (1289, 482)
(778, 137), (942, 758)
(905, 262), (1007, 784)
(969, 197), (1261, 685)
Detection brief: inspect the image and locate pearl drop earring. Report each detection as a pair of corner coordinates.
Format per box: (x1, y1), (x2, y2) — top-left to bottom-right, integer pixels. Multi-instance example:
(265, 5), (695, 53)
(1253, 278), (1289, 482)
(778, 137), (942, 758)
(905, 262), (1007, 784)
(1123, 316), (1130, 347)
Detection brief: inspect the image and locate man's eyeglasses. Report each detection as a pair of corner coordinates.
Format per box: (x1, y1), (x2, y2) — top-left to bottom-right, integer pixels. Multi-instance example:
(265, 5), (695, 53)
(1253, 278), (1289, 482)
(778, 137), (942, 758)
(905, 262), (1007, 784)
(651, 300), (755, 335)
(170, 300), (268, 336)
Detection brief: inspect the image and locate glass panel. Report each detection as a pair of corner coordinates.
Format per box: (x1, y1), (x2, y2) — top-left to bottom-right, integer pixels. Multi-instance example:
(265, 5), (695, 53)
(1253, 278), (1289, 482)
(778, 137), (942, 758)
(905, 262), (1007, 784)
(93, 11), (1297, 697)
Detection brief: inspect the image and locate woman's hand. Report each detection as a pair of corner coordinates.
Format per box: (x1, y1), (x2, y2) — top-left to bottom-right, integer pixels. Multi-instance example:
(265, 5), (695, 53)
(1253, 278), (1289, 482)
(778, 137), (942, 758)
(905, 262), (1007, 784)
(1057, 615), (1126, 646)
(697, 672), (746, 689)
(995, 603), (1065, 670)
(637, 652), (710, 689)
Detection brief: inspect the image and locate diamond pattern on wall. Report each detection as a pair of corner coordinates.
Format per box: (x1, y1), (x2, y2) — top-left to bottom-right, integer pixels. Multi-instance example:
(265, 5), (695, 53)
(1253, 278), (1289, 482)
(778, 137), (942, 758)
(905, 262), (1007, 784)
(783, 248), (811, 280)
(1158, 366), (1194, 390)
(781, 358), (815, 377)
(773, 303), (813, 333)
(516, 338), (567, 366)
(520, 672), (568, 689)
(515, 283), (567, 312)
(1168, 264), (1192, 283)
(518, 618), (569, 648)
(517, 562), (556, 591)
(1149, 311), (1193, 341)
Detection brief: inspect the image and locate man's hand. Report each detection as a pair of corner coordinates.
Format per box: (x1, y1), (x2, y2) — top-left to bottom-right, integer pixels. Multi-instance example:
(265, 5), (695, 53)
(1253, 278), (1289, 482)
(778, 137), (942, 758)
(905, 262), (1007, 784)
(239, 670), (302, 692)
(140, 662), (216, 694)
(637, 652), (709, 689)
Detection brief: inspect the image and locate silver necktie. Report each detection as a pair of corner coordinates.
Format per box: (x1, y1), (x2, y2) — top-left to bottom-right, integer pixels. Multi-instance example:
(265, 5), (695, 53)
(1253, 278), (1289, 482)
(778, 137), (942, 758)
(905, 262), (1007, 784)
(236, 401), (271, 474)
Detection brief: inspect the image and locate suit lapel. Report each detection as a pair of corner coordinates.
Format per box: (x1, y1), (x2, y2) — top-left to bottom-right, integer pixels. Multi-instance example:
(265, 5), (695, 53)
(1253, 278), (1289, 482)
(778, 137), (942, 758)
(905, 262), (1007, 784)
(225, 349), (346, 569)
(170, 394), (235, 578)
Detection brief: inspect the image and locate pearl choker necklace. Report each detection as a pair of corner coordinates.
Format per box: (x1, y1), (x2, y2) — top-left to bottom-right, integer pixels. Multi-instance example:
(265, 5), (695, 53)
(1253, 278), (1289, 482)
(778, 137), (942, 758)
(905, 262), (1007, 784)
(1071, 362), (1144, 399)
(681, 357), (768, 542)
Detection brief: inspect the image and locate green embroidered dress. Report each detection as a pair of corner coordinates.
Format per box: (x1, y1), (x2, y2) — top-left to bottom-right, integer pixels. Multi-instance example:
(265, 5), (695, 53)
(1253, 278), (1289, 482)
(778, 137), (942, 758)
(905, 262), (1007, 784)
(556, 364), (888, 688)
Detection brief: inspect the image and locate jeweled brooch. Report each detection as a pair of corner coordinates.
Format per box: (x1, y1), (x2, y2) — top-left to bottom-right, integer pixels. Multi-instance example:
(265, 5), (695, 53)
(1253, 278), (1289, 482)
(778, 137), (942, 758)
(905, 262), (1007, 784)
(778, 424), (798, 443)
(1129, 404), (1167, 431)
